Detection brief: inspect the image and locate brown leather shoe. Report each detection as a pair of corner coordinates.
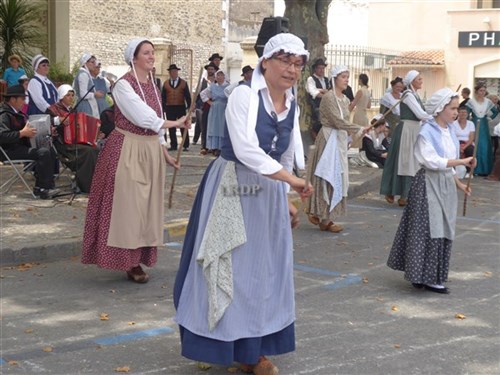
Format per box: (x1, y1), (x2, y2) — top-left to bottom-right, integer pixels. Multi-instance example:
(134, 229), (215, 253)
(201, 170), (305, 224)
(398, 198), (407, 207)
(307, 214), (320, 226)
(385, 195), (394, 204)
(126, 265), (149, 283)
(319, 221), (343, 233)
(240, 356), (279, 375)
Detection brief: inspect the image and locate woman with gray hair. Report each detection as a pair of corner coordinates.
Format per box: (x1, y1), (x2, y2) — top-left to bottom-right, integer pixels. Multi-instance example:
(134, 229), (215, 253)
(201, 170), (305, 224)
(73, 53), (102, 118)
(82, 39), (188, 283)
(387, 88), (474, 294)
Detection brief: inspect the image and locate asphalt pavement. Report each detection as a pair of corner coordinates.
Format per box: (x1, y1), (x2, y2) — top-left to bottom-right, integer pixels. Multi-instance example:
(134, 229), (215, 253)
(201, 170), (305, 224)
(1, 144), (499, 374)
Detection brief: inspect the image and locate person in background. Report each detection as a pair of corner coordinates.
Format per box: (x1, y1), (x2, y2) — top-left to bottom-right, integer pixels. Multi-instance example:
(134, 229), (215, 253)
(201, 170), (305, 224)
(49, 84), (99, 193)
(306, 58), (331, 140)
(174, 33), (312, 374)
(239, 65), (253, 86)
(460, 87), (471, 108)
(82, 38), (189, 283)
(380, 70), (432, 206)
(152, 66), (162, 91)
(3, 55), (27, 87)
(18, 75), (29, 115)
(92, 60), (111, 115)
(201, 69), (229, 157)
(195, 63), (217, 154)
(0, 84), (58, 199)
(73, 53), (103, 118)
(362, 114), (388, 168)
(305, 65), (369, 233)
(379, 77), (404, 135)
(466, 83), (496, 176)
(450, 106), (475, 176)
(350, 73), (371, 127)
(162, 64), (191, 152)
(387, 88), (474, 294)
(27, 55), (59, 116)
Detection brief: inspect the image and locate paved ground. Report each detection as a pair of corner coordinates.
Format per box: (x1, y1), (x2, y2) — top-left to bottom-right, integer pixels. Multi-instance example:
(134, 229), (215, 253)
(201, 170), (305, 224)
(1, 153), (498, 374)
(0, 143), (381, 265)
(0, 143), (500, 375)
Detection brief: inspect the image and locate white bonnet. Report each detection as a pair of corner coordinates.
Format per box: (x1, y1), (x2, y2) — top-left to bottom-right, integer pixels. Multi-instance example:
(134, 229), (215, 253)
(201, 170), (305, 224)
(215, 69), (226, 76)
(124, 38), (150, 65)
(80, 52), (92, 67)
(57, 84), (74, 100)
(425, 87), (458, 116)
(32, 54), (49, 71)
(330, 65), (349, 79)
(403, 70), (419, 86)
(259, 33), (309, 62)
(371, 113), (388, 127)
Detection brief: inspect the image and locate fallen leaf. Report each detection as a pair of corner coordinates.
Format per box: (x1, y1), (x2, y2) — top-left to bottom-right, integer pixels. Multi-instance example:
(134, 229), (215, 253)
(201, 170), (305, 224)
(197, 362), (212, 370)
(115, 366), (130, 373)
(227, 367), (238, 373)
(455, 313), (466, 320)
(127, 321), (135, 325)
(8, 360), (19, 366)
(72, 215), (77, 219)
(391, 306), (399, 312)
(484, 271), (492, 277)
(394, 344), (401, 349)
(96, 345), (103, 350)
(24, 328), (34, 333)
(367, 262), (374, 266)
(100, 312), (109, 321)
(375, 297), (384, 302)
(362, 277), (369, 284)
(42, 346), (53, 352)
(17, 263), (33, 271)
(109, 289), (117, 293)
(161, 284), (168, 289)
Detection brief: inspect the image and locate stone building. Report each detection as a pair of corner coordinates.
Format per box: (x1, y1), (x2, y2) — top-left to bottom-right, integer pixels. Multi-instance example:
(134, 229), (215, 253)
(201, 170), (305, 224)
(48, 0), (226, 86)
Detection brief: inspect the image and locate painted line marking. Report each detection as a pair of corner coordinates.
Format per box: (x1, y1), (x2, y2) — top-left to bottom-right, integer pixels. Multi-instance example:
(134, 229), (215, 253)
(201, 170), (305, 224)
(94, 327), (175, 346)
(294, 264), (362, 290)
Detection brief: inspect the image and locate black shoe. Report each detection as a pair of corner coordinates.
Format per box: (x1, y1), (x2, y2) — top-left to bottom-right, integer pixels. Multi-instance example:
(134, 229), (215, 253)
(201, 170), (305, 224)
(412, 283), (424, 289)
(183, 147), (189, 152)
(424, 285), (450, 294)
(168, 147), (177, 151)
(33, 187), (60, 200)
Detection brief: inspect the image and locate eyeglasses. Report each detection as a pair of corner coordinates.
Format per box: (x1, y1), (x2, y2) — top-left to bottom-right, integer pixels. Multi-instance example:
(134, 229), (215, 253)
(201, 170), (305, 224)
(272, 56), (304, 71)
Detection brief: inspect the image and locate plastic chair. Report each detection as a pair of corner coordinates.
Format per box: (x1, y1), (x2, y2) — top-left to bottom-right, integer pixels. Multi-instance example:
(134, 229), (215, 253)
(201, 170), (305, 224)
(0, 146), (37, 198)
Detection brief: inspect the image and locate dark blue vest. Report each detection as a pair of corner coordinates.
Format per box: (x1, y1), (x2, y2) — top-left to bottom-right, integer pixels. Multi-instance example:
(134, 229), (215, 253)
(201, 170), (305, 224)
(221, 92), (296, 164)
(27, 76), (58, 115)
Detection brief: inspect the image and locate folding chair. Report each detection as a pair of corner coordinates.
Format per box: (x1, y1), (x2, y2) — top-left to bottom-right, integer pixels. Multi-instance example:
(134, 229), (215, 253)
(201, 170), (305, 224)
(0, 145), (37, 198)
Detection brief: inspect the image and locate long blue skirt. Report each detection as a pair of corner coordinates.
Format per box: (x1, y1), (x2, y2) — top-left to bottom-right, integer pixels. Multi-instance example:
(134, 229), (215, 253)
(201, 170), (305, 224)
(173, 158), (295, 366)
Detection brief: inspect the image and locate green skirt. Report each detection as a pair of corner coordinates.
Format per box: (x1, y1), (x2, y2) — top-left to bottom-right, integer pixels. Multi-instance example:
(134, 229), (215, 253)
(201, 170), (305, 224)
(379, 121), (412, 198)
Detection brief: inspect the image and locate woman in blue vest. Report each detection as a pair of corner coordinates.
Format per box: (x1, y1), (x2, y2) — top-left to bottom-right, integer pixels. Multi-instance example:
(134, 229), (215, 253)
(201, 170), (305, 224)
(174, 33), (312, 374)
(387, 88), (474, 294)
(27, 55), (59, 115)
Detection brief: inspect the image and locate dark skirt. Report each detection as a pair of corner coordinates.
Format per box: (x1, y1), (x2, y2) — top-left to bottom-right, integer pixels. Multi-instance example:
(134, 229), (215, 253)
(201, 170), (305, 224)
(380, 121), (412, 198)
(173, 160), (295, 366)
(387, 169), (452, 285)
(54, 141), (98, 193)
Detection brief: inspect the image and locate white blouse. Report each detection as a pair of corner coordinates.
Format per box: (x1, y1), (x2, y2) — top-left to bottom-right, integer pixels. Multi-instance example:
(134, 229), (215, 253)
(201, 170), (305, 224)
(112, 79), (166, 145)
(450, 120), (475, 142)
(415, 126), (457, 172)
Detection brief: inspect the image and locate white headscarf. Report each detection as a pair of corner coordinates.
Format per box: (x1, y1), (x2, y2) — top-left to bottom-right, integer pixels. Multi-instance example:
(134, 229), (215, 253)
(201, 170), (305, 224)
(57, 84), (74, 100)
(32, 54), (49, 71)
(259, 33), (309, 62)
(330, 65), (349, 80)
(425, 88), (458, 116)
(124, 38), (150, 65)
(79, 52), (92, 67)
(403, 70), (419, 87)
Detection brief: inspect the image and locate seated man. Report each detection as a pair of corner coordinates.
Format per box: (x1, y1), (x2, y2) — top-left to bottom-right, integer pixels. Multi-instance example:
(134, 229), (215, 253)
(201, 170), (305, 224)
(49, 84), (99, 193)
(0, 85), (58, 199)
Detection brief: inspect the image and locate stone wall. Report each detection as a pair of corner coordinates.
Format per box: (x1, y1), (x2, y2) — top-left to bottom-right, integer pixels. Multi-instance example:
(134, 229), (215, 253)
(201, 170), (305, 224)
(68, 0), (225, 83)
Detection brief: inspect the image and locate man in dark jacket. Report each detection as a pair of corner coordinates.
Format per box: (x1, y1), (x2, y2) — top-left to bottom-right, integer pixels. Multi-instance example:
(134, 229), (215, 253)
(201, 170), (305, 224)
(0, 85), (58, 199)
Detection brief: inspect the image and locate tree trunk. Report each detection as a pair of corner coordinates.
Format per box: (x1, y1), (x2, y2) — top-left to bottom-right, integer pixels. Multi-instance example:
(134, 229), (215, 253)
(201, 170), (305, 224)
(284, 0), (332, 149)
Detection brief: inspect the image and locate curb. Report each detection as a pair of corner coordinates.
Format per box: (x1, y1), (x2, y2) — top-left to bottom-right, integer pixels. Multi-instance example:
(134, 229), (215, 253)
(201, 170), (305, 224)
(1, 172), (382, 266)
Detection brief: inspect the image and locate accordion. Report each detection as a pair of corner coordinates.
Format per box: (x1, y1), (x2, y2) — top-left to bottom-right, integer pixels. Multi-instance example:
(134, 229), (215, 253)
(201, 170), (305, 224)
(63, 113), (101, 148)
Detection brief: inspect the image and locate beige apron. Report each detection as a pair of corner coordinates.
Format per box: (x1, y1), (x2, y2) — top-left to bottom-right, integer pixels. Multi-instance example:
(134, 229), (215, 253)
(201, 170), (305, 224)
(107, 128), (165, 249)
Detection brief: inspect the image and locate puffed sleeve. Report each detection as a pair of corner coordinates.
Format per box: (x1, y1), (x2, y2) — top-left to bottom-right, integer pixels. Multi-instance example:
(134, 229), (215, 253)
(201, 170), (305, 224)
(225, 86), (284, 175)
(415, 135), (448, 170)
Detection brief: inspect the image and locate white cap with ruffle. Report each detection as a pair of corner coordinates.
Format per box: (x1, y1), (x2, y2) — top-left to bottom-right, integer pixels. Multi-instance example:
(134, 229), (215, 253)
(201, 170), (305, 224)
(259, 33), (309, 62)
(403, 70), (419, 86)
(330, 65), (349, 80)
(425, 87), (458, 116)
